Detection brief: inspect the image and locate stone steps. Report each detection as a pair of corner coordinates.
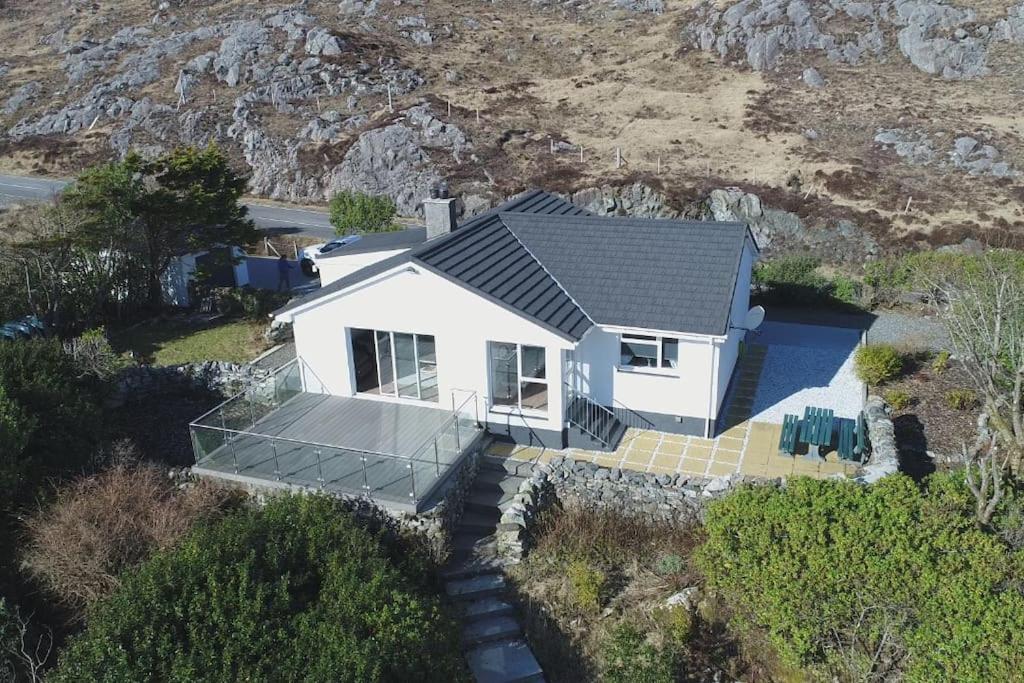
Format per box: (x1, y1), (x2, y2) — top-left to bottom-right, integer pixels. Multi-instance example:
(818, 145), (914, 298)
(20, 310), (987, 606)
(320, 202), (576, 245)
(443, 456), (545, 682)
(465, 639), (545, 683)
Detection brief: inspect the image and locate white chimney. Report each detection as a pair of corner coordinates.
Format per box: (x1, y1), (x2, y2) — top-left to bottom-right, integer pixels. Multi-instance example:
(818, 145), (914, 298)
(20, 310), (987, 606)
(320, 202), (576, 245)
(423, 186), (457, 239)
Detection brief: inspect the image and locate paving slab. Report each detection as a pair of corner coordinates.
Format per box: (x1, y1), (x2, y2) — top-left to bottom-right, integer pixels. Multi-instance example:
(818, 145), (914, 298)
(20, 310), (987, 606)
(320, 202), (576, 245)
(466, 638), (544, 683)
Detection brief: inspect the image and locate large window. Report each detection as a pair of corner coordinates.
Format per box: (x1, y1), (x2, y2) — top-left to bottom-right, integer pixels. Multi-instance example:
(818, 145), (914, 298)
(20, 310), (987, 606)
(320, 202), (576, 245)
(351, 329), (438, 402)
(489, 342), (548, 412)
(619, 334), (679, 371)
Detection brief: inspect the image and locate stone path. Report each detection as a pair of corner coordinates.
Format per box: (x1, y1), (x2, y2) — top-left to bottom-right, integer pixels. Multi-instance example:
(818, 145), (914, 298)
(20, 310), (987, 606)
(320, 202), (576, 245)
(443, 455), (544, 683)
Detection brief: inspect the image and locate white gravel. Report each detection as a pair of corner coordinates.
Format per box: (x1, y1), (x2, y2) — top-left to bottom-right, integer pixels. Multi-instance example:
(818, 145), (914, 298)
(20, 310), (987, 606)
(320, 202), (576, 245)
(744, 322), (865, 423)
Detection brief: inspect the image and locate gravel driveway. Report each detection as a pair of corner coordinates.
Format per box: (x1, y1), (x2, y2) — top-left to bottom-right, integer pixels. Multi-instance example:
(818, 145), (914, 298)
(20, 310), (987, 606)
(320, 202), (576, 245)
(744, 321), (865, 423)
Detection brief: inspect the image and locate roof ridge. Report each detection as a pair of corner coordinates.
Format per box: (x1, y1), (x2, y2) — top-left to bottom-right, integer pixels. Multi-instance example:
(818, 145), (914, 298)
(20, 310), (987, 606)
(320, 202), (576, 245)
(499, 216), (596, 327)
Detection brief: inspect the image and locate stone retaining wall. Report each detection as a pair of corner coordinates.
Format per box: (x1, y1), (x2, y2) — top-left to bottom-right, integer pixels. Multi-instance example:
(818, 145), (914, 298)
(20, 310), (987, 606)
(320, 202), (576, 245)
(498, 456), (746, 562)
(857, 395), (900, 483)
(108, 360), (267, 408)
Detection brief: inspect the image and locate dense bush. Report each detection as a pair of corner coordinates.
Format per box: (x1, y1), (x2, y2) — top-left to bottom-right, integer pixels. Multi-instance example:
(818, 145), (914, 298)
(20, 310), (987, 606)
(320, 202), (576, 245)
(854, 344), (904, 385)
(753, 255), (862, 308)
(23, 454), (235, 611)
(329, 191), (398, 235)
(0, 338), (106, 504)
(697, 475), (1024, 681)
(51, 495), (465, 682)
(213, 286), (288, 319)
(864, 249), (1024, 298)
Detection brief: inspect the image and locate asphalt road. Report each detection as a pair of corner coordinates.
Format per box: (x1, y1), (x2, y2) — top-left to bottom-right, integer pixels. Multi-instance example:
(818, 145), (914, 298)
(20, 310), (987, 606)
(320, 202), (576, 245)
(0, 173), (338, 238)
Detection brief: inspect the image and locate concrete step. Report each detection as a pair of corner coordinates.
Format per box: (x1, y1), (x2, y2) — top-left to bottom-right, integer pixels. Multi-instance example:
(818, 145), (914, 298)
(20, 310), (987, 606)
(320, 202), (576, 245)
(461, 596), (516, 623)
(441, 555), (510, 581)
(462, 615), (521, 647)
(466, 638), (545, 683)
(466, 489), (517, 515)
(460, 510), (500, 533)
(480, 454), (538, 477)
(452, 532), (500, 564)
(446, 572), (507, 602)
(475, 468), (527, 492)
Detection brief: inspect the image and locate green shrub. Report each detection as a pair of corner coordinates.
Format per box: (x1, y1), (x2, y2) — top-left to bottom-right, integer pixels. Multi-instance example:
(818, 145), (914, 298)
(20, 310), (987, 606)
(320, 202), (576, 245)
(568, 559), (606, 611)
(0, 339), (104, 505)
(945, 388), (978, 411)
(830, 274), (861, 305)
(51, 495), (465, 682)
(655, 553), (686, 577)
(931, 350), (951, 374)
(329, 191), (398, 235)
(883, 389), (913, 411)
(601, 622), (676, 683)
(854, 344), (904, 385)
(754, 255), (828, 304)
(696, 475), (1024, 681)
(213, 287), (287, 319)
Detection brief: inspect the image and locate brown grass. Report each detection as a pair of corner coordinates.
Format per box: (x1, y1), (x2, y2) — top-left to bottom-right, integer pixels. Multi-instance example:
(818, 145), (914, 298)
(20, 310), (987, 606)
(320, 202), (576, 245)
(22, 444), (237, 614)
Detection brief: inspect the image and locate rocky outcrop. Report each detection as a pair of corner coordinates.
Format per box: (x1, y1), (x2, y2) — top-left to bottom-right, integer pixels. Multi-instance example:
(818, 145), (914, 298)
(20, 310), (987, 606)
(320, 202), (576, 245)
(875, 128), (1017, 177)
(682, 0), (1024, 79)
(108, 360), (266, 408)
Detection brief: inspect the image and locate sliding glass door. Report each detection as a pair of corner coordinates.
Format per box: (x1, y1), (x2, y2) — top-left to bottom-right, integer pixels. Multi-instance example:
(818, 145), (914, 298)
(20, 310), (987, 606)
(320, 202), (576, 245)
(351, 328), (438, 402)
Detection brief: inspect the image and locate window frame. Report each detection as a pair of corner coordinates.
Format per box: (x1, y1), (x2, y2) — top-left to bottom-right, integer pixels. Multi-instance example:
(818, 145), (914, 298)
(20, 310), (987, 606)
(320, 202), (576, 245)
(618, 334), (680, 376)
(353, 328), (439, 402)
(488, 341), (549, 414)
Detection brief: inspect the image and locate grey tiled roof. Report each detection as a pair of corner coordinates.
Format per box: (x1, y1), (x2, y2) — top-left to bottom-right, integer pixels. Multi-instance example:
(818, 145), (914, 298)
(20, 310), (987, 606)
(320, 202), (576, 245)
(500, 213), (750, 336)
(275, 189), (752, 339)
(413, 190), (593, 340)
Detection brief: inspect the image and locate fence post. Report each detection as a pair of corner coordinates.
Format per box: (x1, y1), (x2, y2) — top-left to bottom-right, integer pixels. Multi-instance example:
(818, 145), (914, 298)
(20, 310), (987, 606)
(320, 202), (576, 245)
(316, 447), (325, 489)
(271, 439), (281, 481)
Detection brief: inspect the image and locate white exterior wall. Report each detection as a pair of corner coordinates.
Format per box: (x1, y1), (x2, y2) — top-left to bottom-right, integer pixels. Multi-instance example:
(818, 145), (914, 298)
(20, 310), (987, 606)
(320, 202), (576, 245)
(714, 240), (757, 418)
(573, 327), (717, 424)
(290, 263), (573, 436)
(316, 249), (410, 287)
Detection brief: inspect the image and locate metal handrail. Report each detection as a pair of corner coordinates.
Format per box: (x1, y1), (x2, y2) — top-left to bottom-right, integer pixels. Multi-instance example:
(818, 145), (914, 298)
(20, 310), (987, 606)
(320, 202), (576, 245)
(189, 358), (299, 426)
(192, 390), (480, 466)
(564, 382), (618, 447)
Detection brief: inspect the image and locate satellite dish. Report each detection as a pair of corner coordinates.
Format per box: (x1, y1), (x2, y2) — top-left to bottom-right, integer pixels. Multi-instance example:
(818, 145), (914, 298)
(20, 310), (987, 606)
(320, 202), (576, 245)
(743, 305), (765, 332)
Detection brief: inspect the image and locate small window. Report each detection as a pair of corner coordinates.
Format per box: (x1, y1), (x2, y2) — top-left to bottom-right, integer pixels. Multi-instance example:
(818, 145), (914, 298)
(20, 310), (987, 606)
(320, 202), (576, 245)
(620, 334), (680, 373)
(489, 342), (548, 411)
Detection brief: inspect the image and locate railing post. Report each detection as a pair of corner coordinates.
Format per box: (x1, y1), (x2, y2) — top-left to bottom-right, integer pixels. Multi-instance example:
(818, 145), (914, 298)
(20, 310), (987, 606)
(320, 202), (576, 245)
(433, 441), (440, 476)
(248, 390), (256, 429)
(360, 456), (370, 492)
(407, 462), (416, 502)
(454, 418), (461, 452)
(315, 447), (324, 489)
(271, 438), (281, 481)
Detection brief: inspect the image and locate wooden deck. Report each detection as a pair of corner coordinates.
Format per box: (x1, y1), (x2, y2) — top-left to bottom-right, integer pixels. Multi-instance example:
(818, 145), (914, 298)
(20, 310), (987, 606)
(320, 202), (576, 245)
(192, 393), (480, 510)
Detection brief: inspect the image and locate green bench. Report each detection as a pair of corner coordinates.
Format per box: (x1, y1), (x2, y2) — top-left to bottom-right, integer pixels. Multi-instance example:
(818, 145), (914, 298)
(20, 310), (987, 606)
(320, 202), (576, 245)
(779, 413), (800, 456)
(800, 406), (834, 461)
(837, 412), (869, 462)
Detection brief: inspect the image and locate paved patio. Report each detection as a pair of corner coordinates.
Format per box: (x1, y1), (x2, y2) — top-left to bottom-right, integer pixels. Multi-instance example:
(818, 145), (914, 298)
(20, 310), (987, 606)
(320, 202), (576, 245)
(486, 331), (864, 480)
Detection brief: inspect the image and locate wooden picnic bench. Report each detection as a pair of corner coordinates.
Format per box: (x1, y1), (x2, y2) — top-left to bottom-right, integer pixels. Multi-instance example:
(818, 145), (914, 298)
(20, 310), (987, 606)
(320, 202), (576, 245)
(800, 406), (834, 461)
(837, 412), (870, 462)
(779, 413), (800, 456)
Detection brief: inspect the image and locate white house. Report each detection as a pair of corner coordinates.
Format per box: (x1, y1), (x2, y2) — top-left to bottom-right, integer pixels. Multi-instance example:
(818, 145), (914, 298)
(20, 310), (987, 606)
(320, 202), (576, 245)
(272, 190), (758, 451)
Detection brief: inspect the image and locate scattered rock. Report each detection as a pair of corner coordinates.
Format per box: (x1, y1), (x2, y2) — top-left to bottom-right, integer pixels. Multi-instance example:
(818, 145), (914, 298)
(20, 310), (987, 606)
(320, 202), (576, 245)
(682, 0), (1024, 79)
(3, 81), (42, 115)
(802, 67), (825, 88)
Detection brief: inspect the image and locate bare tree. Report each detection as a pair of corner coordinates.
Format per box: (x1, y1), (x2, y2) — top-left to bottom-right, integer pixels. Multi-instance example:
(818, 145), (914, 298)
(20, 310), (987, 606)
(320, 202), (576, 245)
(962, 413), (1009, 527)
(926, 252), (1024, 468)
(0, 602), (52, 683)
